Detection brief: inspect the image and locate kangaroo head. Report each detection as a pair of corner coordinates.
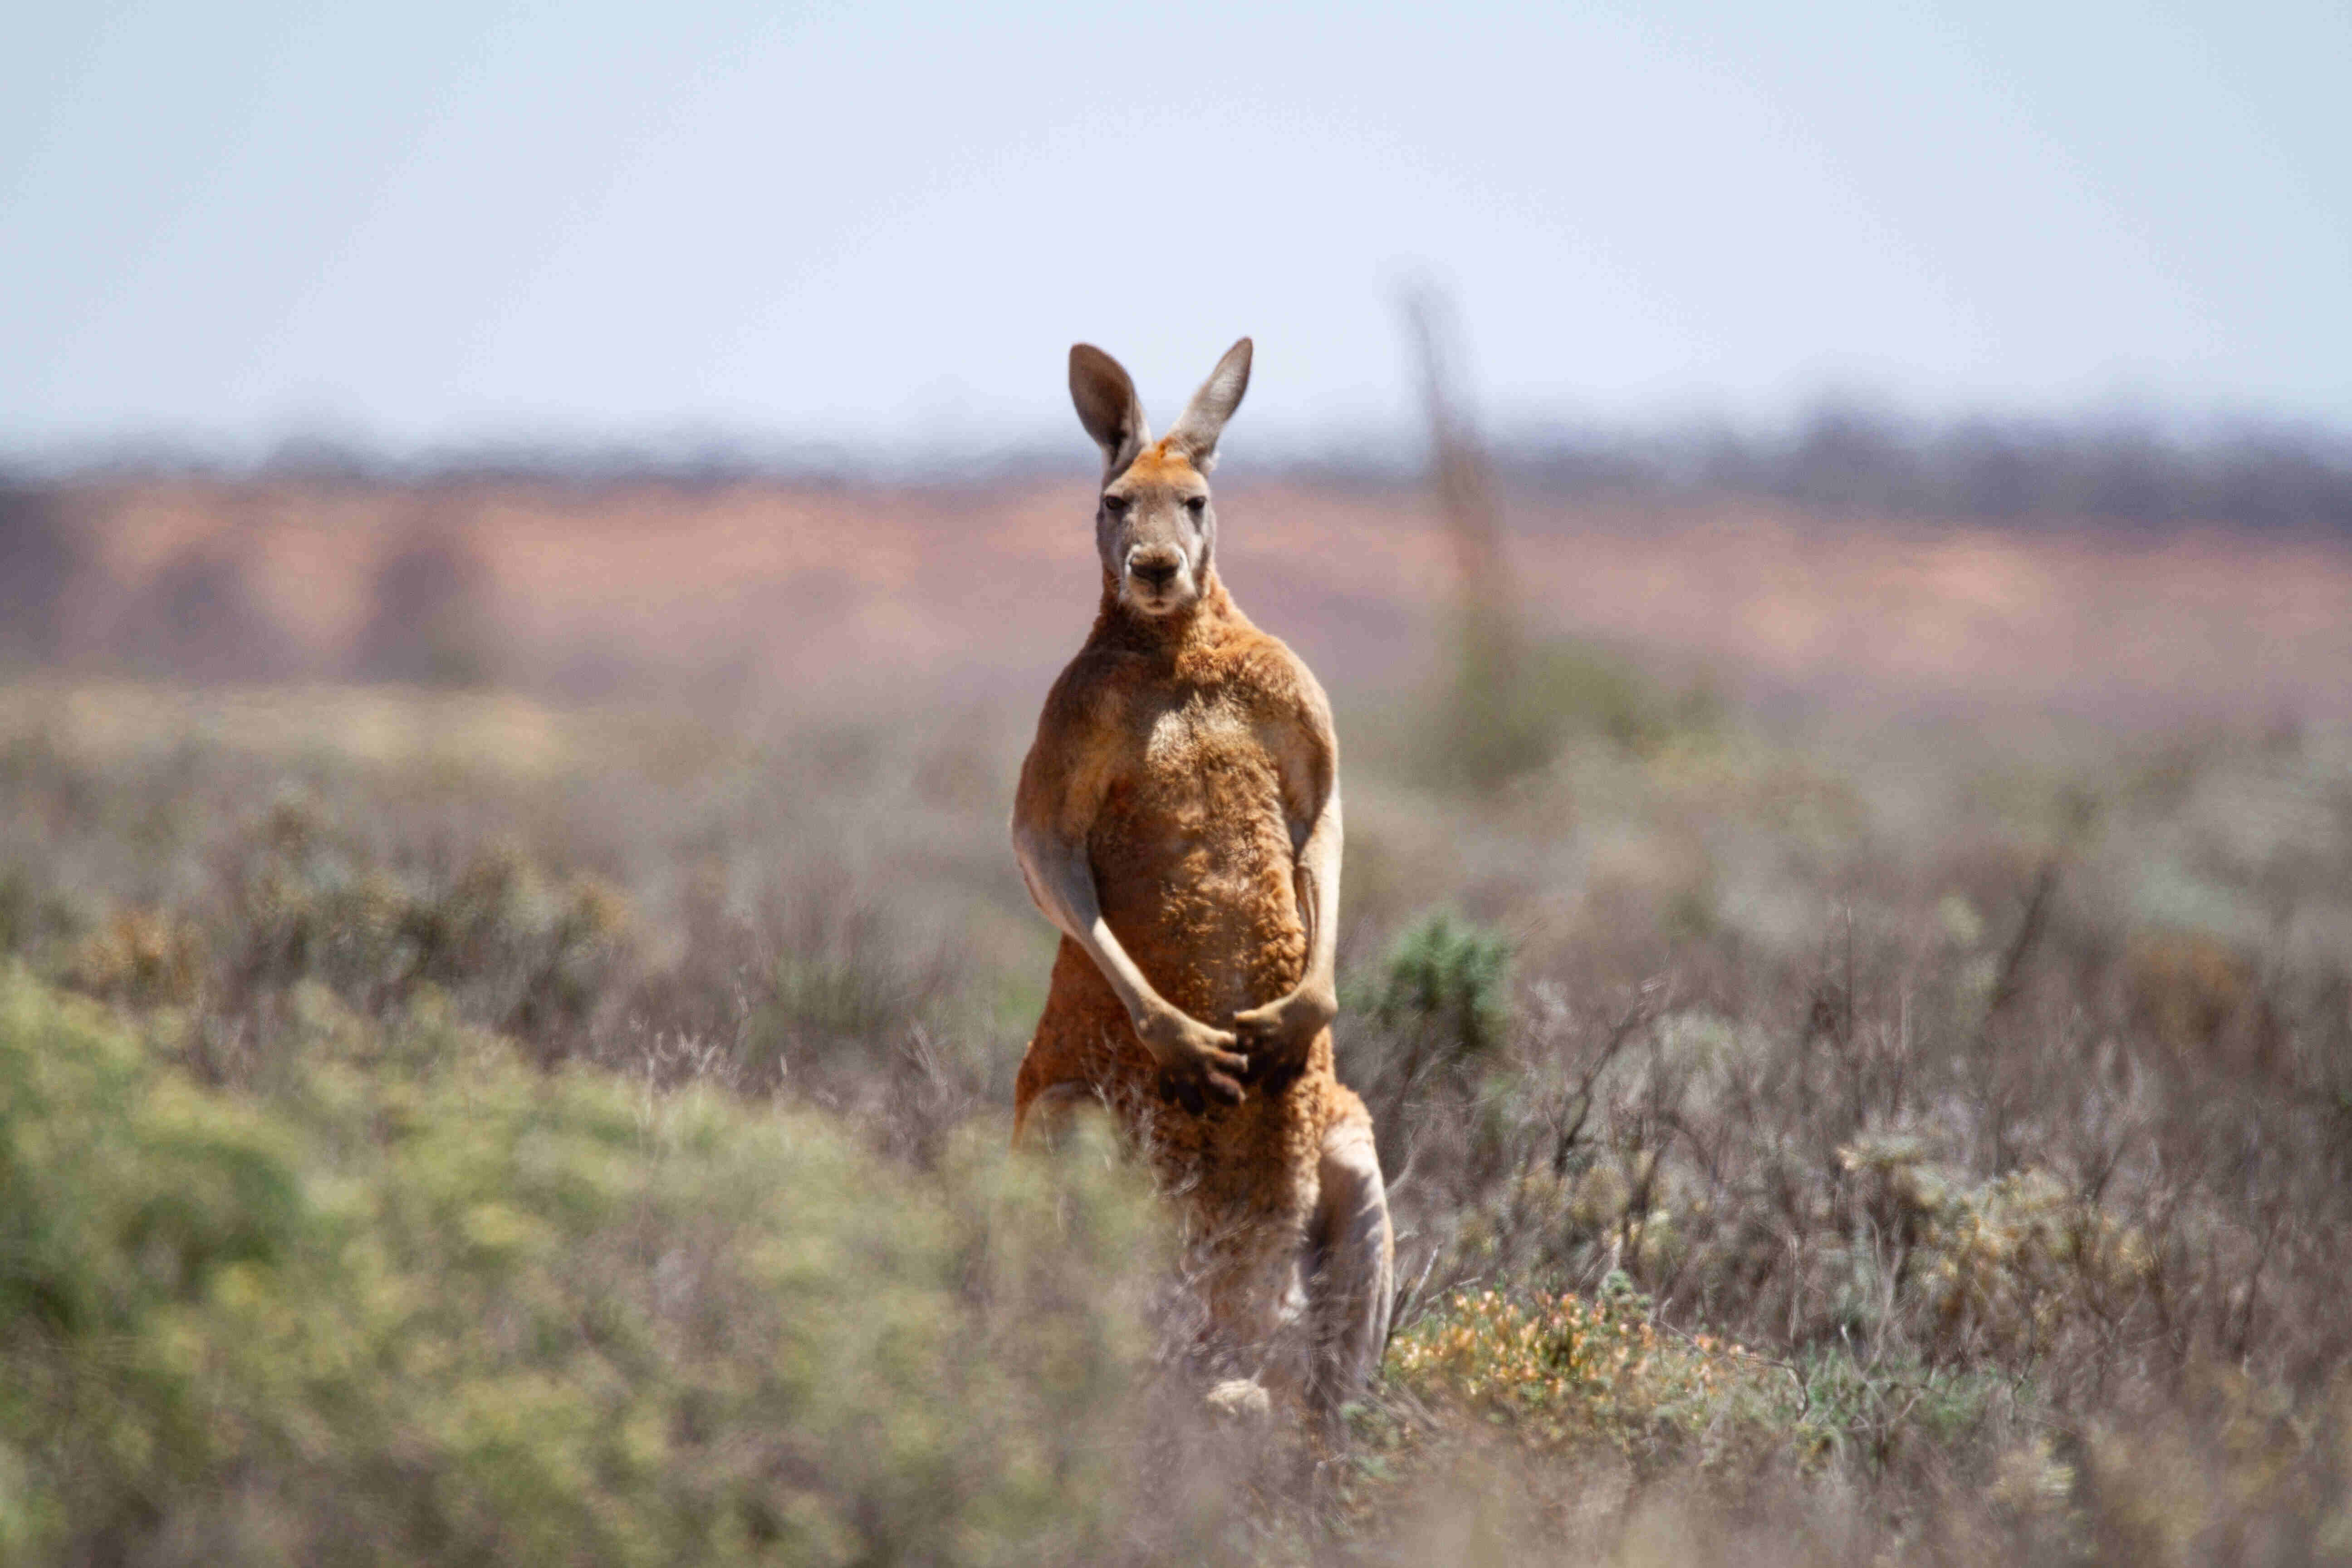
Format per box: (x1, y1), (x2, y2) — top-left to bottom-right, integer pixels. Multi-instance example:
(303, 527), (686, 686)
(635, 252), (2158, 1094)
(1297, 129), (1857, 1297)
(1068, 337), (1252, 619)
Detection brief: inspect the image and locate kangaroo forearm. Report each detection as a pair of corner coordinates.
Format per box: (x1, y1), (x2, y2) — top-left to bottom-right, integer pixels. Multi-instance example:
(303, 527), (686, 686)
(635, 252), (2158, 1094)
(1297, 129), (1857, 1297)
(1016, 829), (1179, 1030)
(1076, 913), (1171, 1029)
(1293, 797), (1343, 1001)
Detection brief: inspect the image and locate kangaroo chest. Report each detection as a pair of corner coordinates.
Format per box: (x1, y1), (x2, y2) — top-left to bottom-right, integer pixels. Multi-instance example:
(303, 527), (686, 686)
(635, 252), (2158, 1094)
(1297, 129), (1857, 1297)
(1089, 684), (1305, 1021)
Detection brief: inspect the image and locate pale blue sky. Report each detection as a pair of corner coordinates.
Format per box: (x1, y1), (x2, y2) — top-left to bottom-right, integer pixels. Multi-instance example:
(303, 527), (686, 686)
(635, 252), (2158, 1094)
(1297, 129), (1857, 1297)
(5, 1), (2347, 456)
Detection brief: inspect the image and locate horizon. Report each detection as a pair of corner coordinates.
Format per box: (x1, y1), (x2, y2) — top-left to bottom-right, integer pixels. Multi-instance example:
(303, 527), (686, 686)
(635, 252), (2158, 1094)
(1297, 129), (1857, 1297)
(15, 397), (2349, 500)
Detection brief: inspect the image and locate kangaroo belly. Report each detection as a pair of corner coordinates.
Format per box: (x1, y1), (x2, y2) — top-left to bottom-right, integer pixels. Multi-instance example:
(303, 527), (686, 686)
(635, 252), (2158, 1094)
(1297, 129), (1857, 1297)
(1090, 702), (1305, 1024)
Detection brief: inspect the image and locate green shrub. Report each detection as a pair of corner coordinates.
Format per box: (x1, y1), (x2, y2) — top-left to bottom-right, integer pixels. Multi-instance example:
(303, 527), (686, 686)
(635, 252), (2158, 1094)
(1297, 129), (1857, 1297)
(0, 971), (1166, 1566)
(1360, 910), (1513, 1059)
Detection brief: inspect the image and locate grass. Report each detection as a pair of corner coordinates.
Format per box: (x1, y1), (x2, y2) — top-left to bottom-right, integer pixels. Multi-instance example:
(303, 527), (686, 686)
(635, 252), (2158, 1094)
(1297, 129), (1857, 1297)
(4, 675), (2352, 1563)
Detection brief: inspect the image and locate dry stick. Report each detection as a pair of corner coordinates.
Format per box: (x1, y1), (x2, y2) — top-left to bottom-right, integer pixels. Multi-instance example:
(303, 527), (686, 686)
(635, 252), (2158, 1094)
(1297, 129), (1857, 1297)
(2230, 1201), (2291, 1360)
(1398, 278), (1528, 790)
(1386, 1246), (1446, 1349)
(1399, 279), (1516, 680)
(1379, 1025), (1434, 1142)
(1844, 901), (1857, 1049)
(1976, 855), (2061, 1172)
(1986, 855), (2060, 1026)
(1549, 991), (1658, 1176)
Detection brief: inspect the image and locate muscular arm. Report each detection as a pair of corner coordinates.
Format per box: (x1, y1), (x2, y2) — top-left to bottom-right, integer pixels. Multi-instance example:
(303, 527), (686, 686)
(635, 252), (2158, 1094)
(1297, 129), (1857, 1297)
(1233, 658), (1343, 1074)
(1287, 786), (1343, 1015)
(1011, 673), (1251, 1104)
(1010, 819), (1201, 1044)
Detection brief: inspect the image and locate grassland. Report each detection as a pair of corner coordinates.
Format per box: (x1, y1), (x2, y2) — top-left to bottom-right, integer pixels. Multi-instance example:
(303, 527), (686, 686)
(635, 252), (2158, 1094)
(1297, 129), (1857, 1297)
(4, 644), (2349, 1563)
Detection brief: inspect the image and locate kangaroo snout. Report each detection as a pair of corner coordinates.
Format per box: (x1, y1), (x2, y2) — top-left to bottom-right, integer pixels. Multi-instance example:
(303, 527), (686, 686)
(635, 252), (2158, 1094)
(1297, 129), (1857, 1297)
(1127, 550), (1182, 590)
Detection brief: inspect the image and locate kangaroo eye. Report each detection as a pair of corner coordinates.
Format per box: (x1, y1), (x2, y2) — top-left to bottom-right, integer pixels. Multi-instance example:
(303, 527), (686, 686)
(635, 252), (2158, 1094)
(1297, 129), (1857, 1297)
(1102, 494), (1128, 515)
(1185, 495), (1207, 516)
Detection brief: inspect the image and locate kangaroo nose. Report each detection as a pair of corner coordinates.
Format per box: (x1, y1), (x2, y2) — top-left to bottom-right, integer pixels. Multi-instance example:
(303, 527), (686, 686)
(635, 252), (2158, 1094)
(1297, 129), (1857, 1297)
(1131, 555), (1179, 590)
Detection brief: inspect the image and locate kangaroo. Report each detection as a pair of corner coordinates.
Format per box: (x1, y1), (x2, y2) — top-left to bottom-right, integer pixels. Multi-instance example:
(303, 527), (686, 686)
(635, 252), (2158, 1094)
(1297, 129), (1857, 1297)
(1010, 337), (1394, 1421)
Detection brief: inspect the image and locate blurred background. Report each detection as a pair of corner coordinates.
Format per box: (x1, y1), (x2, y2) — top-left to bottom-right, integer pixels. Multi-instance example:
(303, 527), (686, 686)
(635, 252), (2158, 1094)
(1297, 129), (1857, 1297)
(7, 5), (2352, 1563)
(5, 0), (2349, 718)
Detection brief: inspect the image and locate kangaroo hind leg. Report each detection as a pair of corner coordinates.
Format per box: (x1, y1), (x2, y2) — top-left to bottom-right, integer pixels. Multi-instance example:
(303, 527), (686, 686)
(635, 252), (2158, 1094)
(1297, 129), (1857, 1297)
(1307, 1112), (1393, 1424)
(1012, 1078), (1107, 1152)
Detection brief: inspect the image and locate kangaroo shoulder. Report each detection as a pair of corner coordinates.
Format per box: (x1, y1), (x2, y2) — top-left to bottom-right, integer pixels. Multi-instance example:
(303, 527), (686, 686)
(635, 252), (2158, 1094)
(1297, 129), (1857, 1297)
(1220, 630), (1332, 736)
(1038, 644), (1142, 737)
(1019, 646), (1147, 827)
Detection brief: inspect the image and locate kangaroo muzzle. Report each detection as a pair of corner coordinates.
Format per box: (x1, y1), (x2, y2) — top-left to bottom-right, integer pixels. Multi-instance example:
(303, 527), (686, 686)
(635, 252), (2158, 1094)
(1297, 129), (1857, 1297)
(1124, 546), (1191, 609)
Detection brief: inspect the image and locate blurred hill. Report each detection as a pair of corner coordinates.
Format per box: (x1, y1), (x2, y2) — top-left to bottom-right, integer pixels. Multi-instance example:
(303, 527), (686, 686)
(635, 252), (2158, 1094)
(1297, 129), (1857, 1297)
(6, 416), (2352, 723)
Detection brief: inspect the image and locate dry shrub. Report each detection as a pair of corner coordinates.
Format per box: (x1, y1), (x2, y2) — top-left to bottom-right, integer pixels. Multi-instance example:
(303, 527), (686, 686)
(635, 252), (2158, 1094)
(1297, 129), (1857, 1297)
(199, 800), (638, 1068)
(1382, 1279), (1790, 1469)
(67, 906), (206, 1008)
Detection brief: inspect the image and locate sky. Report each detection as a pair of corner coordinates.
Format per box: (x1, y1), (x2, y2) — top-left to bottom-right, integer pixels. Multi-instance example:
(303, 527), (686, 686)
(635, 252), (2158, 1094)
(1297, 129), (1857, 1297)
(4, 0), (2347, 459)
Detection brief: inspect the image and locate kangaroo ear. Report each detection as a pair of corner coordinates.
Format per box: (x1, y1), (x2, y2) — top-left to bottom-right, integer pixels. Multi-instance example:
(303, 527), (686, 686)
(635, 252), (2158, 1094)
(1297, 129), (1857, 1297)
(1164, 337), (1252, 472)
(1069, 344), (1149, 476)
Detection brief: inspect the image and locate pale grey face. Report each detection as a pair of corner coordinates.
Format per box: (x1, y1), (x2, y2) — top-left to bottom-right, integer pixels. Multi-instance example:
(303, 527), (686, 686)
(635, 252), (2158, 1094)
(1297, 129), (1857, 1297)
(1096, 446), (1215, 618)
(1069, 338), (1251, 619)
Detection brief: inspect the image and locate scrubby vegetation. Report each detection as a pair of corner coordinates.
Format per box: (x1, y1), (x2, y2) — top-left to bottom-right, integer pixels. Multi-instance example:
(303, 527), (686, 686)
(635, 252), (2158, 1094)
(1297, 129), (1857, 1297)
(4, 676), (2351, 1562)
(0, 972), (1175, 1565)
